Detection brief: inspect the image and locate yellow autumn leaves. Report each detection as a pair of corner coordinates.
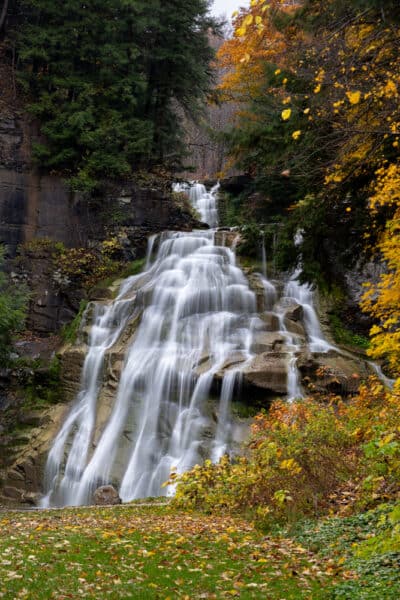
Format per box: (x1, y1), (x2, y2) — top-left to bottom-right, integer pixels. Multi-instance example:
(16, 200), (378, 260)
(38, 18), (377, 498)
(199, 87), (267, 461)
(346, 90), (362, 104)
(361, 163), (400, 374)
(235, 8), (265, 37)
(280, 108), (301, 139)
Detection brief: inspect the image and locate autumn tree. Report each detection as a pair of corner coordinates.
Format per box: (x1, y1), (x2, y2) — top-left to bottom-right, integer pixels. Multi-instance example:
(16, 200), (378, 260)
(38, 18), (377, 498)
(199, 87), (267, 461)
(361, 163), (400, 377)
(216, 0), (400, 290)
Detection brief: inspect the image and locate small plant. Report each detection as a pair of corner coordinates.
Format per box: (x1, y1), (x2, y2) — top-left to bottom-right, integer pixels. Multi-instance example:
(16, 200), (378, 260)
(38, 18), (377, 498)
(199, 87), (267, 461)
(21, 356), (63, 409)
(0, 247), (28, 367)
(328, 311), (370, 350)
(61, 300), (89, 344)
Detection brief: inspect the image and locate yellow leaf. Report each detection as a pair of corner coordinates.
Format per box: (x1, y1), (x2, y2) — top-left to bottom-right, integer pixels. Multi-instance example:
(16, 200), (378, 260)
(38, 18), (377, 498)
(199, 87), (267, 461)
(346, 90), (361, 104)
(314, 84), (321, 94)
(384, 80), (397, 97)
(255, 16), (262, 25)
(303, 108), (310, 114)
(281, 109), (291, 121)
(292, 130), (301, 140)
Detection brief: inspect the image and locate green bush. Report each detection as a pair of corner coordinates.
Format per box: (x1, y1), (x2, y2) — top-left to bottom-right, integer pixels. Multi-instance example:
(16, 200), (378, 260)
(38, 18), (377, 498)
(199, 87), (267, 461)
(0, 248), (28, 367)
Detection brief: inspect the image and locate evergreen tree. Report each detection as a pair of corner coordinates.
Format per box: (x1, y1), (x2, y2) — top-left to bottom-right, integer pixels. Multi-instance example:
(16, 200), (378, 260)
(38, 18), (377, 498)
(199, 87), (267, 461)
(14, 0), (216, 189)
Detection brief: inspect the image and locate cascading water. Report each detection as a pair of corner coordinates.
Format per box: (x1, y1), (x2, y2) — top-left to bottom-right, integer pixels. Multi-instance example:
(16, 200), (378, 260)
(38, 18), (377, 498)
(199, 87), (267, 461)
(42, 183), (335, 507)
(42, 185), (258, 506)
(174, 181), (220, 227)
(256, 229), (332, 401)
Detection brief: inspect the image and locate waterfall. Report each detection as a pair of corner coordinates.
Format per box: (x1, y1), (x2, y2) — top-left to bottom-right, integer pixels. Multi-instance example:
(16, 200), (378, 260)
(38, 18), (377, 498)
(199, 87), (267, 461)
(189, 182), (220, 227)
(42, 184), (258, 506)
(261, 231), (267, 278)
(42, 183), (333, 507)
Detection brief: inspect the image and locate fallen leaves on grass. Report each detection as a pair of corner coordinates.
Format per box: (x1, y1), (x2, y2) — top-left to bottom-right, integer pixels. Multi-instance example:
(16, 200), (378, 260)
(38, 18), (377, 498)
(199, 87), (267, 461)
(0, 505), (350, 599)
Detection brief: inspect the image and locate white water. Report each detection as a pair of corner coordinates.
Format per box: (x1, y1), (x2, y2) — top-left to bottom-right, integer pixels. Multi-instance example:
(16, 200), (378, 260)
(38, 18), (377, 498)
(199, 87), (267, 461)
(174, 181), (220, 227)
(261, 232), (267, 278)
(42, 184), (333, 507)
(42, 184), (258, 506)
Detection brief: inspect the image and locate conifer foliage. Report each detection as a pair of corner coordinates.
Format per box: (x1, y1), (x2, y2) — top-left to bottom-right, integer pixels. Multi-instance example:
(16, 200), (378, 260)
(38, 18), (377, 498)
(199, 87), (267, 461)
(14, 0), (216, 189)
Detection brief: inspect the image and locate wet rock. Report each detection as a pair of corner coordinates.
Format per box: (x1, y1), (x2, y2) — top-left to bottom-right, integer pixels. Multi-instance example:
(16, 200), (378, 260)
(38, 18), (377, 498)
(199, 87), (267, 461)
(93, 485), (122, 506)
(283, 317), (306, 337)
(6, 468), (25, 482)
(247, 274), (267, 312)
(260, 312), (280, 331)
(18, 411), (50, 428)
(214, 230), (241, 248)
(243, 352), (288, 394)
(59, 346), (87, 402)
(252, 332), (286, 353)
(88, 286), (115, 301)
(285, 303), (303, 322)
(2, 486), (24, 501)
(21, 491), (42, 506)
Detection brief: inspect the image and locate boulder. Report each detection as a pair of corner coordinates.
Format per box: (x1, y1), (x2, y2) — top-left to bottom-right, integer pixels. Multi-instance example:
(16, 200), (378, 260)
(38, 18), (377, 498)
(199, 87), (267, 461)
(243, 352), (288, 394)
(260, 312), (280, 331)
(298, 350), (370, 395)
(93, 485), (122, 506)
(283, 317), (306, 337)
(252, 332), (286, 353)
(285, 303), (304, 322)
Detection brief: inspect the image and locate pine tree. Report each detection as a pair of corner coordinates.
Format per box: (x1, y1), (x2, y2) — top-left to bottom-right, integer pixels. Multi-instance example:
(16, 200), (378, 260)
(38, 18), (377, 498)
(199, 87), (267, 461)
(14, 0), (216, 189)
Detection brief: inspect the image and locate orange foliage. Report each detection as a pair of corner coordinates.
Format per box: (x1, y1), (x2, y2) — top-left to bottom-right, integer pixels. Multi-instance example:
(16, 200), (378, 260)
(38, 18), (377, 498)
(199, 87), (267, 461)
(361, 163), (400, 377)
(217, 0), (300, 102)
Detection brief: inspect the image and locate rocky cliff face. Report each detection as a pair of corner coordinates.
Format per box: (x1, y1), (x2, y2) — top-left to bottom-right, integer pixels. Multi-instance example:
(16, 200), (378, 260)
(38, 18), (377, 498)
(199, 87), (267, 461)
(0, 39), (202, 335)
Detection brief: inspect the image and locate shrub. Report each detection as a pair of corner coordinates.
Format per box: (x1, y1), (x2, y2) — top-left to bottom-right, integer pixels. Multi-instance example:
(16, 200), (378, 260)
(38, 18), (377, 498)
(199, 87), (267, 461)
(171, 378), (400, 525)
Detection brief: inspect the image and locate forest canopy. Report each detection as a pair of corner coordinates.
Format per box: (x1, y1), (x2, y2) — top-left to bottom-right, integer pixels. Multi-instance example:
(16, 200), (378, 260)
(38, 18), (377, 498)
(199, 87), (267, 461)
(216, 0), (400, 375)
(9, 0), (217, 190)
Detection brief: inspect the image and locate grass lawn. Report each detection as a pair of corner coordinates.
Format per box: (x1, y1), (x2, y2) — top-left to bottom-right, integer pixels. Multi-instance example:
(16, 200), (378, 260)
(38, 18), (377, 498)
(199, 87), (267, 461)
(0, 503), (342, 599)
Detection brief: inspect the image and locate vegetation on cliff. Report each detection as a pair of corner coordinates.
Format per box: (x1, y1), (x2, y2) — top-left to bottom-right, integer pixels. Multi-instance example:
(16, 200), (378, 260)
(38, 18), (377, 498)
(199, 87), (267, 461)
(0, 247), (27, 367)
(6, 0), (217, 190)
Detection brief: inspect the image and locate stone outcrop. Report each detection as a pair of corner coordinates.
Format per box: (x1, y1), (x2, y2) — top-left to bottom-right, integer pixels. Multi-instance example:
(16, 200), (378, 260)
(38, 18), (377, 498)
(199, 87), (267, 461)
(298, 350), (371, 396)
(0, 168), (202, 334)
(93, 485), (121, 506)
(0, 403), (69, 506)
(243, 352), (288, 395)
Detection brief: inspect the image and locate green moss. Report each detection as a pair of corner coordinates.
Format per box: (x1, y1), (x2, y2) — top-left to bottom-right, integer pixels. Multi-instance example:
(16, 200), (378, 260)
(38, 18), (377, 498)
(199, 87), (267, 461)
(118, 258), (146, 279)
(23, 356), (63, 409)
(61, 300), (89, 344)
(231, 401), (260, 419)
(328, 311), (370, 350)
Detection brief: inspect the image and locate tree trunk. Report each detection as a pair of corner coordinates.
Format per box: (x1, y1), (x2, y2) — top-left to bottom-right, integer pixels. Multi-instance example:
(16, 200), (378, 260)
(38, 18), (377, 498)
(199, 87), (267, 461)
(0, 0), (9, 32)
